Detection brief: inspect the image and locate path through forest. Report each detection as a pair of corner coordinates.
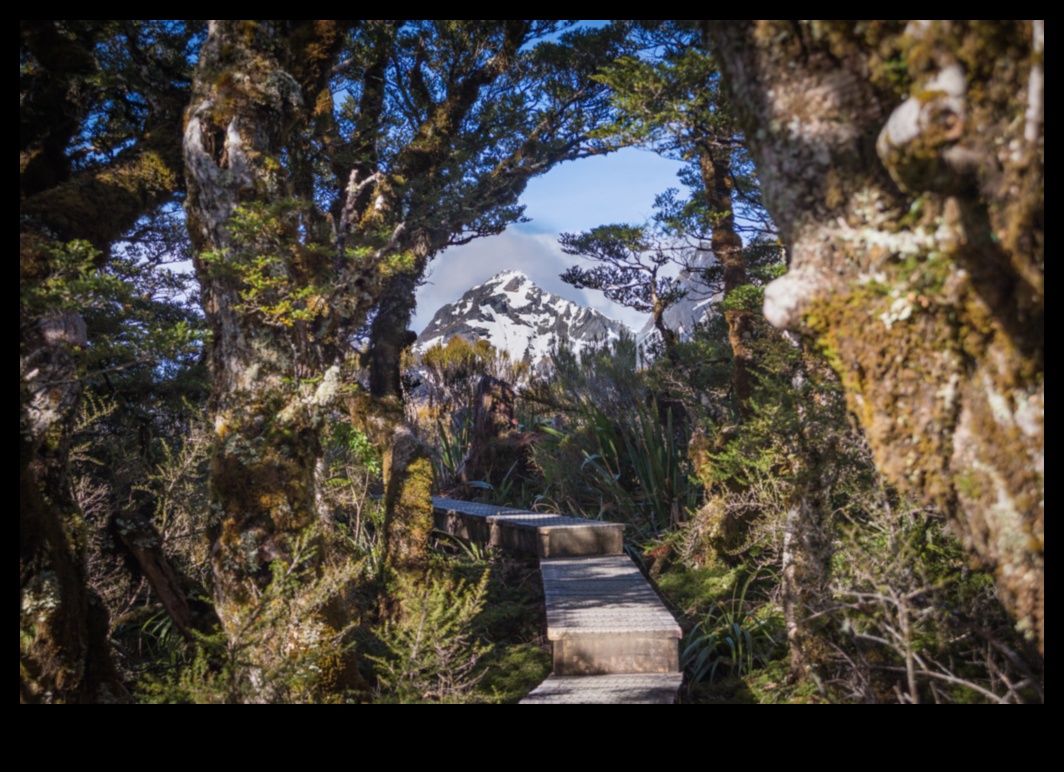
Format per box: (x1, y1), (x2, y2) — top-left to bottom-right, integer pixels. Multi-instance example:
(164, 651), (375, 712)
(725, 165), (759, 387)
(433, 499), (683, 704)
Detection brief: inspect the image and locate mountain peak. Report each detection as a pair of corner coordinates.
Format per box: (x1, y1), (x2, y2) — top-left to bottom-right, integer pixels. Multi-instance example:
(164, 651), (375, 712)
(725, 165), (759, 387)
(416, 271), (627, 365)
(484, 269), (530, 284)
(478, 270), (532, 295)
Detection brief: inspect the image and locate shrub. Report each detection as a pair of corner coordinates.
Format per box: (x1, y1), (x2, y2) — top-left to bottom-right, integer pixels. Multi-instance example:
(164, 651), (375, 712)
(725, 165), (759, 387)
(371, 568), (493, 704)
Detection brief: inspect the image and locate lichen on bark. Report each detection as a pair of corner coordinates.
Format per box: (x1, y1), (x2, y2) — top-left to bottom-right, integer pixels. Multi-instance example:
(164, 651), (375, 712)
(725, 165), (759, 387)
(183, 22), (369, 678)
(709, 20), (1044, 654)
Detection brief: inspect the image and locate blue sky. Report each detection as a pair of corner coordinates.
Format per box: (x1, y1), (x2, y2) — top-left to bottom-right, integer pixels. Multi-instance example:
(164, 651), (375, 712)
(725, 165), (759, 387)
(413, 147), (685, 334)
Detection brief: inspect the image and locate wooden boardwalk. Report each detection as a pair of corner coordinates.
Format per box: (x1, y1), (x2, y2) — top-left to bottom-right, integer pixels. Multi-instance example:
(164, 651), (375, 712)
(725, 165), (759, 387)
(432, 498), (683, 705)
(433, 498), (625, 558)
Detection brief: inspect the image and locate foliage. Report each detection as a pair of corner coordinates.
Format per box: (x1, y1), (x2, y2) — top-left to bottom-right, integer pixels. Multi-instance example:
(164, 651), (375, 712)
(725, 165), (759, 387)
(62, 210), (212, 681)
(525, 335), (700, 536)
(589, 20), (777, 245)
(579, 399), (696, 537)
(320, 416), (389, 585)
(371, 567), (493, 704)
(560, 220), (713, 317)
(591, 22), (723, 149)
(20, 241), (120, 319)
(417, 336), (529, 416)
(138, 531), (364, 704)
(477, 645), (552, 705)
(823, 502), (1044, 704)
(682, 571), (784, 687)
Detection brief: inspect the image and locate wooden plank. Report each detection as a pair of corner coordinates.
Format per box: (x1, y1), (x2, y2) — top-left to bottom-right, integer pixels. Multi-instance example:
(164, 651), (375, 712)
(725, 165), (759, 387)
(541, 556), (682, 676)
(521, 675), (683, 705)
(432, 498), (625, 558)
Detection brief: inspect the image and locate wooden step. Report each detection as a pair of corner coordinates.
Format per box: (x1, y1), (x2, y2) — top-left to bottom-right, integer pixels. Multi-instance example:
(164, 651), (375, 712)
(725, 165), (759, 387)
(521, 674), (683, 705)
(431, 498), (684, 704)
(432, 498), (624, 558)
(541, 556), (682, 677)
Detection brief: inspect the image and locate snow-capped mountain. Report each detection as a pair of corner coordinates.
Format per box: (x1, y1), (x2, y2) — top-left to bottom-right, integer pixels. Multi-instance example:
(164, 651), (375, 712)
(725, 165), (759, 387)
(415, 270), (629, 365)
(636, 249), (720, 348)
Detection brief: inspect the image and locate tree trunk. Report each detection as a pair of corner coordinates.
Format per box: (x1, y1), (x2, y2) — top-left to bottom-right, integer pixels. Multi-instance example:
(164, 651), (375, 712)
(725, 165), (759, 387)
(653, 301), (681, 365)
(348, 392), (436, 579)
(184, 20), (344, 629)
(184, 25), (387, 701)
(781, 491), (832, 679)
(382, 425), (436, 576)
(367, 271), (421, 400)
(698, 148), (755, 418)
(773, 337), (845, 681)
(708, 20), (1044, 654)
(20, 370), (125, 704)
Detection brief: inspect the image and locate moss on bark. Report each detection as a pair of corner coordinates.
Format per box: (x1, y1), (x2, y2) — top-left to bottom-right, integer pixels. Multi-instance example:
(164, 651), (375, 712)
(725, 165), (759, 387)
(709, 19), (1043, 654)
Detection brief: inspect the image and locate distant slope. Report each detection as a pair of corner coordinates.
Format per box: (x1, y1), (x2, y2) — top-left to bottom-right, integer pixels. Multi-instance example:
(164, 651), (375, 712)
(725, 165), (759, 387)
(636, 249), (720, 348)
(416, 270), (629, 364)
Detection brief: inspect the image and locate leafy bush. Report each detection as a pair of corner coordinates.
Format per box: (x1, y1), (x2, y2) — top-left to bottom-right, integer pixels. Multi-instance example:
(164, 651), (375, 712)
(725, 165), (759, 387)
(138, 531), (364, 704)
(417, 336), (529, 417)
(371, 568), (493, 704)
(527, 335), (699, 535)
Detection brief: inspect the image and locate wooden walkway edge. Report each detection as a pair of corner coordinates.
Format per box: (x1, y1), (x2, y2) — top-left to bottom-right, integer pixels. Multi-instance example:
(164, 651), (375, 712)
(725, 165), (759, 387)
(432, 498), (683, 705)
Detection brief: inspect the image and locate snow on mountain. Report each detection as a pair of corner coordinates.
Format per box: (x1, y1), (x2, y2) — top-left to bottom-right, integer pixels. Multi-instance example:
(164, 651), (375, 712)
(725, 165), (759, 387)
(636, 249), (721, 349)
(415, 270), (629, 365)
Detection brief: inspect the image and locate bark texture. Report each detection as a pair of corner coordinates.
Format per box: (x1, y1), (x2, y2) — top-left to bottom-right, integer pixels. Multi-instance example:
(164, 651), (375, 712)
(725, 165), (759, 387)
(366, 272), (422, 400)
(782, 494), (832, 676)
(382, 425), (437, 575)
(698, 148), (755, 417)
(346, 392), (437, 578)
(183, 20), (359, 626)
(709, 20), (1044, 653)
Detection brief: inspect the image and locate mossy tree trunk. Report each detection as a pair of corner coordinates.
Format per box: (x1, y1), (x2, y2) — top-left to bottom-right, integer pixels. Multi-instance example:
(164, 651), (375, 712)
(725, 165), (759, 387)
(708, 20), (1044, 654)
(20, 20), (190, 702)
(347, 392), (436, 581)
(362, 269), (441, 581)
(781, 490), (832, 678)
(367, 270), (423, 401)
(382, 425), (437, 577)
(183, 20), (364, 634)
(781, 370), (848, 679)
(697, 145), (755, 418)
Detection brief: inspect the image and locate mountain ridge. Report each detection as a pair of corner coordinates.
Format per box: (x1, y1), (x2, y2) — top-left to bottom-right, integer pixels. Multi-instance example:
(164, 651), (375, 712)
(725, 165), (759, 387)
(415, 270), (629, 365)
